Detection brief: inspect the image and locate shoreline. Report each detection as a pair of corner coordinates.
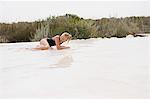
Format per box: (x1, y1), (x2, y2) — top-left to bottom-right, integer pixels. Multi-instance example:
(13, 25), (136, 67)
(0, 34), (149, 44)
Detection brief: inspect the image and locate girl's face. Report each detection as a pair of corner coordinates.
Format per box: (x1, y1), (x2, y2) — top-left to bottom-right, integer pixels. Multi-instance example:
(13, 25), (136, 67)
(63, 36), (69, 42)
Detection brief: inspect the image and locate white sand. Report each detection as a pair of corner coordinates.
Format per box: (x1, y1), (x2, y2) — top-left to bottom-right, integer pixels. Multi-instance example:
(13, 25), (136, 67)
(0, 37), (150, 99)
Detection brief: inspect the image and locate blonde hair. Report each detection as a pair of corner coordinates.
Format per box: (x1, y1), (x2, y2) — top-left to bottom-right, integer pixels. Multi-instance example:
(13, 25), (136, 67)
(61, 32), (72, 42)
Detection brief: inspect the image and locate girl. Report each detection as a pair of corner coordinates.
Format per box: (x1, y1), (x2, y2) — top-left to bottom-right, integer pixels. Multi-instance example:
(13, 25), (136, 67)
(33, 32), (72, 50)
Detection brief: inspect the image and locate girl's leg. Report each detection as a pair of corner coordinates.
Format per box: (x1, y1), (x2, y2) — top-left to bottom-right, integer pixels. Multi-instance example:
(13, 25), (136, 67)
(33, 38), (50, 50)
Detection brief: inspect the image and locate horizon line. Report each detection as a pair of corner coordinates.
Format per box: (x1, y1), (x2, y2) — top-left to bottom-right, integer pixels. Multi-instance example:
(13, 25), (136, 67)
(0, 14), (149, 24)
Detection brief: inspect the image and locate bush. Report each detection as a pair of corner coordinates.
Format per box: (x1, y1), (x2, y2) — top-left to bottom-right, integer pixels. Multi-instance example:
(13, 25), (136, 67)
(0, 14), (149, 43)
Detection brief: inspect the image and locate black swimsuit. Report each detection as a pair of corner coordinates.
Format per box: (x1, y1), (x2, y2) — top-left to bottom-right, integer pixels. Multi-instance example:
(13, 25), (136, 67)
(47, 37), (62, 47)
(47, 38), (56, 47)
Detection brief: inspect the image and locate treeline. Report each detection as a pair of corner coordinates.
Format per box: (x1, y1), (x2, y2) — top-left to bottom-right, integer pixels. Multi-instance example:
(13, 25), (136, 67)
(0, 14), (150, 43)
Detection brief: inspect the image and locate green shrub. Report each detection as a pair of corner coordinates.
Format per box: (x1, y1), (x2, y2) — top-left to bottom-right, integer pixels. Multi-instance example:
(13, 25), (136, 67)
(0, 14), (149, 43)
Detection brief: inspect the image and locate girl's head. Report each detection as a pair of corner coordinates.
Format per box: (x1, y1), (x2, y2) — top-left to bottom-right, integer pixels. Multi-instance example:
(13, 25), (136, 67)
(61, 32), (72, 42)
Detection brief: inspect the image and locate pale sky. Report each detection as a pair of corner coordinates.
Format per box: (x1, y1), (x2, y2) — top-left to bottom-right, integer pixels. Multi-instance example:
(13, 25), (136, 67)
(0, 0), (150, 23)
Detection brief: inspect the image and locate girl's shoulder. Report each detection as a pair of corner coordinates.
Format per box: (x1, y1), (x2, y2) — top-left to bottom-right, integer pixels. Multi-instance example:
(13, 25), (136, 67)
(55, 35), (60, 38)
(53, 35), (60, 40)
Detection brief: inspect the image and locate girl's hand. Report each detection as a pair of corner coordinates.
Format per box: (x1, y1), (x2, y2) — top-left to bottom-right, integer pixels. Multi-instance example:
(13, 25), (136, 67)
(61, 46), (70, 49)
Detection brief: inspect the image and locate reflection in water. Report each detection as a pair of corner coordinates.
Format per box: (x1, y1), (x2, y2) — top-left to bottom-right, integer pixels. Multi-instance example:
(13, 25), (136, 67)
(49, 55), (73, 68)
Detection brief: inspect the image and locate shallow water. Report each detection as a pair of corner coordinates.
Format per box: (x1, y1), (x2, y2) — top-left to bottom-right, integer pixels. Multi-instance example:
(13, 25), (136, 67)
(0, 37), (150, 99)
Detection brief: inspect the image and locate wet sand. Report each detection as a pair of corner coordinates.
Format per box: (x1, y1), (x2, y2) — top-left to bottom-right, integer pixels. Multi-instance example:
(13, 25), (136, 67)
(0, 37), (149, 99)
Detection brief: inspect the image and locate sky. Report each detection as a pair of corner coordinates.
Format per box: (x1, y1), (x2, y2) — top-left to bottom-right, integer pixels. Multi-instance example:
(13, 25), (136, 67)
(0, 0), (150, 23)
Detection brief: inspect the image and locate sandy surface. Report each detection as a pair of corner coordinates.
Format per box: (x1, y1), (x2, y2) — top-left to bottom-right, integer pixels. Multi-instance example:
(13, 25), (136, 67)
(0, 36), (150, 99)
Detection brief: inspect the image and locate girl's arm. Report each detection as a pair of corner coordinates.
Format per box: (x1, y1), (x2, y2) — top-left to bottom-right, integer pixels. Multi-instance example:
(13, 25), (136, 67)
(55, 36), (70, 50)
